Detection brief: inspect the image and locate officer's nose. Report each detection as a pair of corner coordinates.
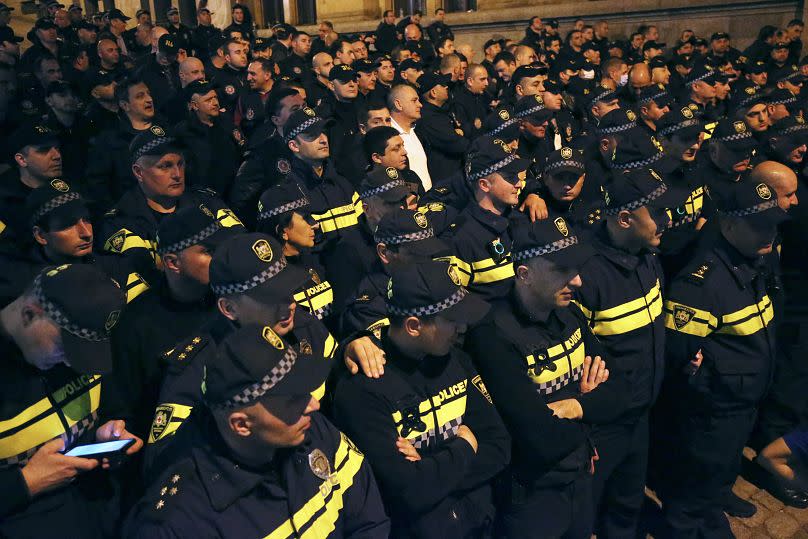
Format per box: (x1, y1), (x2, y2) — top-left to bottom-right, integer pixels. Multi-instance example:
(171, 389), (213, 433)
(568, 274), (583, 289)
(305, 396), (320, 414)
(77, 218), (93, 238)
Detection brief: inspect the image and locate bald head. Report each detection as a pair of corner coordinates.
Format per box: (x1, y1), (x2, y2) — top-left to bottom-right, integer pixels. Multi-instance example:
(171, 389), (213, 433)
(404, 24), (421, 41)
(151, 26), (168, 53)
(749, 160), (799, 211)
(629, 62), (651, 89)
(514, 45), (537, 66)
(179, 57), (205, 87)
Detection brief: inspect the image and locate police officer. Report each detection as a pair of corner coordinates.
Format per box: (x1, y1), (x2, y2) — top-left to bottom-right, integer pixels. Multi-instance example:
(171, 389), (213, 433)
(539, 147), (604, 231)
(109, 204), (243, 439)
(135, 34), (182, 116)
(0, 264), (141, 538)
(210, 38), (249, 112)
(440, 136), (528, 301)
(341, 206), (450, 337)
(656, 180), (786, 537)
(229, 87), (305, 225)
(237, 57), (274, 141)
(125, 323), (390, 538)
(418, 71), (470, 182)
(466, 215), (629, 538)
(318, 64), (364, 183)
(164, 6), (193, 51)
(190, 7), (219, 60)
(333, 259), (510, 538)
(99, 126), (241, 266)
(574, 167), (688, 538)
(515, 94), (555, 168)
(453, 63), (490, 140)
(677, 63), (721, 122)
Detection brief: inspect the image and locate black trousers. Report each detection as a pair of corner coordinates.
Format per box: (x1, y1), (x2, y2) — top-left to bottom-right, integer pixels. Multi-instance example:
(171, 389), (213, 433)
(499, 474), (593, 539)
(656, 407), (757, 539)
(590, 413), (650, 539)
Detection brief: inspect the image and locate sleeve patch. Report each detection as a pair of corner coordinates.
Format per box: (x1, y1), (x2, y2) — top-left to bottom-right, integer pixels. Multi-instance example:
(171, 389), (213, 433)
(471, 375), (493, 404)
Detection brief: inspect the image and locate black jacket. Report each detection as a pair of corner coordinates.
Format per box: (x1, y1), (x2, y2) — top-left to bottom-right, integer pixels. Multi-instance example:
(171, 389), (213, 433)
(418, 101), (470, 182)
(175, 114), (243, 198)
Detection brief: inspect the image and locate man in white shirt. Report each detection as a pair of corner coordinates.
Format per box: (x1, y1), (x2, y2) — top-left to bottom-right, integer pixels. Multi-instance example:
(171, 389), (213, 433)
(388, 84), (433, 191)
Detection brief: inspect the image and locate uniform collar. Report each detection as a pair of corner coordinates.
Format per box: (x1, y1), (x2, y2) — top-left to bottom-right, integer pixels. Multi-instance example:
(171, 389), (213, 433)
(714, 234), (760, 287)
(592, 223), (645, 271)
(467, 202), (511, 234)
(381, 330), (451, 376)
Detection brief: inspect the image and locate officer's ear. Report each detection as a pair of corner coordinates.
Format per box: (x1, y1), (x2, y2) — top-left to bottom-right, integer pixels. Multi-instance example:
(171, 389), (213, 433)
(162, 253), (181, 274)
(370, 151), (383, 165)
(515, 264), (530, 281)
(358, 122), (367, 135)
(226, 410), (252, 437)
(515, 83), (524, 97)
(403, 315), (422, 337)
(377, 242), (392, 264)
(639, 104), (650, 118)
(132, 162), (145, 182)
(217, 296), (239, 321)
(477, 177), (492, 194)
(13, 151), (26, 168)
(616, 209), (633, 229)
(32, 226), (48, 246)
(288, 139), (301, 154)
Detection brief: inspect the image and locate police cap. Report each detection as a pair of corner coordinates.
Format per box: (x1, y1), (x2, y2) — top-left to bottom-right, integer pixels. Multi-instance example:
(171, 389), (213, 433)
(373, 208), (449, 257)
(685, 63), (719, 85)
(25, 179), (88, 229)
(157, 204), (243, 256)
(359, 166), (416, 202)
(595, 108), (638, 135)
(158, 33), (181, 55)
(209, 233), (308, 302)
(709, 118), (758, 154)
(256, 182), (310, 225)
(642, 40), (666, 52)
(107, 8), (130, 21)
(183, 79), (216, 102)
(484, 105), (520, 141)
(767, 116), (808, 153)
(603, 167), (689, 215)
(766, 88), (798, 107)
(386, 260), (490, 325)
(353, 58), (375, 73)
(10, 123), (59, 153)
(648, 56), (668, 70)
(416, 71), (451, 95)
(129, 125), (183, 163)
(329, 63), (358, 83)
(283, 107), (332, 144)
(33, 17), (57, 30)
(542, 78), (562, 95)
(637, 83), (671, 107)
(713, 180), (789, 227)
(398, 58), (423, 72)
(0, 3), (15, 12)
(512, 213), (594, 267)
(31, 264), (125, 374)
(745, 59), (767, 74)
(465, 135), (528, 183)
(203, 324), (329, 423)
(515, 93), (553, 124)
(656, 106), (703, 142)
(543, 147), (586, 177)
(768, 64), (804, 85)
(610, 132), (677, 173)
(0, 27), (22, 43)
(582, 83), (617, 109)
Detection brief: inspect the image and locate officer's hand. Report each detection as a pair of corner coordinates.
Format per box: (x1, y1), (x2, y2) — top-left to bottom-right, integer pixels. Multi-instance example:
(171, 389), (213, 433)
(685, 349), (703, 376)
(580, 355), (609, 394)
(520, 194), (549, 222)
(21, 438), (99, 497)
(396, 437), (422, 462)
(177, 49), (188, 63)
(344, 336), (386, 378)
(455, 425), (479, 453)
(95, 420), (144, 469)
(546, 398), (584, 420)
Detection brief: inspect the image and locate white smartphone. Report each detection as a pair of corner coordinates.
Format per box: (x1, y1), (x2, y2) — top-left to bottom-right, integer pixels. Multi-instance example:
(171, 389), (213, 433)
(63, 439), (134, 459)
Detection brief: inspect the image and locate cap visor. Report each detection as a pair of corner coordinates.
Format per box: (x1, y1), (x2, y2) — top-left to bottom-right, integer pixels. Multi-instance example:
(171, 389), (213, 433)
(62, 331), (113, 374)
(260, 351), (332, 423)
(440, 292), (491, 326)
(200, 224), (244, 251)
(246, 263), (311, 305)
(300, 118), (333, 140)
(377, 184), (415, 203)
(649, 181), (692, 210)
(545, 240), (596, 269)
(500, 156), (530, 182)
(405, 235), (451, 258)
(745, 207), (790, 228)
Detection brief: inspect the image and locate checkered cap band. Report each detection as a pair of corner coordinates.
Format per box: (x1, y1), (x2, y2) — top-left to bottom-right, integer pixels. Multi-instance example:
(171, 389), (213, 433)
(779, 70), (802, 82)
(132, 136), (177, 162)
(213, 347), (299, 409)
(720, 198), (779, 218)
(658, 118), (701, 137)
(639, 89), (667, 105)
(544, 160), (585, 174)
(605, 182), (669, 215)
(158, 221), (222, 255)
(769, 94), (798, 106)
(388, 286), (468, 317)
(687, 70), (716, 85)
(33, 191), (81, 223)
(610, 149), (665, 171)
(375, 227), (435, 245)
(210, 256), (289, 296)
(359, 179), (407, 200)
(713, 131), (752, 143)
(596, 120), (637, 135)
(590, 87), (615, 104)
(468, 153), (519, 182)
(284, 117), (320, 143)
(515, 102), (546, 118)
(257, 197), (309, 221)
(487, 116), (520, 136)
(775, 124), (808, 136)
(513, 235), (580, 261)
(32, 274), (108, 342)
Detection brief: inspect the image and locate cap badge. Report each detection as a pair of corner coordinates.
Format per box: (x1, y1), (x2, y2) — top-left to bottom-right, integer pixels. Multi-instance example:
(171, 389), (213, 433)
(252, 239), (274, 262)
(554, 217), (569, 237)
(493, 138), (512, 153)
(756, 183), (772, 200)
(386, 167), (398, 179)
(199, 204), (214, 217)
(626, 110), (637, 122)
(413, 211), (428, 229)
(164, 38), (173, 47)
(50, 179), (69, 192)
(34, 125), (52, 134)
(534, 94), (544, 104)
(299, 339), (312, 355)
(447, 265), (462, 286)
(733, 121), (747, 133)
(745, 86), (755, 95)
(649, 168), (663, 182)
(262, 326), (284, 350)
(150, 125), (165, 136)
(105, 310), (121, 331)
(560, 147), (573, 160)
(304, 107), (316, 117)
(498, 109), (510, 121)
(681, 107), (694, 119)
(798, 116), (805, 124)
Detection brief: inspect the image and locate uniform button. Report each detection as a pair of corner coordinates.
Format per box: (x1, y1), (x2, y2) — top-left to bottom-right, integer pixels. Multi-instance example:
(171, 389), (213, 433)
(211, 473), (220, 481)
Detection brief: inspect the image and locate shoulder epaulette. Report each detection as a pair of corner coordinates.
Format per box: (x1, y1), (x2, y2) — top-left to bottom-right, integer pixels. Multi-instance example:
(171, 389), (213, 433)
(162, 335), (209, 364)
(684, 260), (714, 286)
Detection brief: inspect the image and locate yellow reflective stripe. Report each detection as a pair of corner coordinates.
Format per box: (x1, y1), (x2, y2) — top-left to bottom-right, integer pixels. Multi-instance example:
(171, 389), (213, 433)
(526, 328), (585, 385)
(294, 281), (334, 314)
(125, 272), (150, 303)
(0, 220), (5, 235)
(686, 187), (704, 215)
(216, 208), (243, 228)
(0, 397), (52, 433)
(312, 202), (361, 233)
(324, 333), (337, 359)
(436, 256), (472, 286)
(391, 380), (468, 442)
(62, 382), (101, 426)
(578, 280), (663, 336)
(470, 256), (515, 284)
(311, 382), (326, 401)
(702, 122), (718, 139)
(104, 228), (155, 254)
(0, 413), (64, 460)
(716, 296), (774, 336)
(352, 191), (364, 219)
(664, 300), (719, 337)
(147, 403), (193, 444)
(264, 433), (364, 539)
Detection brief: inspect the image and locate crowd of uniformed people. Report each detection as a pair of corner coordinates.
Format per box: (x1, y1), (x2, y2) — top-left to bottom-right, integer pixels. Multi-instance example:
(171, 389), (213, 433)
(1, 2), (808, 537)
